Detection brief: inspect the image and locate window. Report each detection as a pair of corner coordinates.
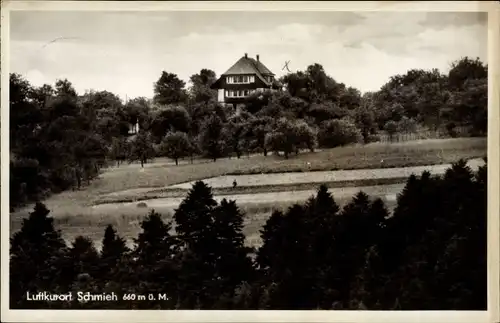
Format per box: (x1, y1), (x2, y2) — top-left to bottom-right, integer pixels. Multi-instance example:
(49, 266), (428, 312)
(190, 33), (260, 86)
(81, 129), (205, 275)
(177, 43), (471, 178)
(226, 90), (253, 98)
(226, 75), (254, 84)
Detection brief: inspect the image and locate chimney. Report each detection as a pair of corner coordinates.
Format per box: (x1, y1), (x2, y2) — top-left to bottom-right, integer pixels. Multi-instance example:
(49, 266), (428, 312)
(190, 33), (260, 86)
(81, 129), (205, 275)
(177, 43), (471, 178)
(244, 53), (248, 58)
(256, 54), (260, 61)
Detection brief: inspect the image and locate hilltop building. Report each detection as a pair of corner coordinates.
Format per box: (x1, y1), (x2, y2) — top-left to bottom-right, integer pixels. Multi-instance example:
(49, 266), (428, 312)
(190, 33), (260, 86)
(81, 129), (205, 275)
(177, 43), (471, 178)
(210, 53), (281, 109)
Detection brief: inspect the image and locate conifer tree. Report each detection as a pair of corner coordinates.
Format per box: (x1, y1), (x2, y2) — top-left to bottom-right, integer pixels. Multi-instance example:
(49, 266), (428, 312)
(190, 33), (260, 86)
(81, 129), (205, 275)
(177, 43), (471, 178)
(68, 236), (102, 308)
(173, 181), (220, 308)
(10, 202), (69, 308)
(257, 205), (310, 309)
(174, 181), (217, 248)
(210, 199), (254, 304)
(302, 185), (341, 308)
(334, 191), (376, 306)
(100, 224), (129, 279)
(133, 210), (178, 309)
(70, 236), (101, 281)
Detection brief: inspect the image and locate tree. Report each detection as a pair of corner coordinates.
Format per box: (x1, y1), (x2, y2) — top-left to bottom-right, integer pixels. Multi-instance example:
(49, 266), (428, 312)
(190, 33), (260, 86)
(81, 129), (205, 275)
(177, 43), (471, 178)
(198, 114), (227, 162)
(109, 136), (130, 166)
(135, 210), (177, 265)
(189, 69), (217, 103)
(293, 119), (317, 153)
(264, 118), (317, 158)
(305, 63), (339, 103)
(222, 118), (247, 159)
(100, 224), (129, 278)
(301, 185), (343, 308)
(159, 131), (192, 165)
(339, 87), (362, 110)
(186, 101), (226, 136)
(242, 116), (272, 156)
(264, 118), (295, 158)
(174, 181), (217, 247)
(129, 131), (156, 167)
(69, 236), (101, 282)
(173, 181), (218, 307)
(415, 81), (450, 130)
(317, 118), (361, 148)
(397, 116), (417, 134)
(210, 199), (255, 306)
(448, 78), (487, 135)
(9, 74), (119, 207)
(383, 120), (398, 142)
(133, 210), (178, 308)
(281, 64), (345, 104)
(257, 203), (323, 309)
(353, 106), (376, 144)
(10, 203), (69, 308)
(74, 133), (108, 186)
(172, 186), (254, 307)
(334, 191), (384, 305)
(124, 97), (152, 129)
(150, 106), (191, 142)
(55, 78), (77, 98)
(244, 90), (274, 114)
(306, 102), (340, 125)
(448, 56), (487, 90)
(153, 71), (187, 105)
(80, 90), (127, 141)
(281, 71), (309, 99)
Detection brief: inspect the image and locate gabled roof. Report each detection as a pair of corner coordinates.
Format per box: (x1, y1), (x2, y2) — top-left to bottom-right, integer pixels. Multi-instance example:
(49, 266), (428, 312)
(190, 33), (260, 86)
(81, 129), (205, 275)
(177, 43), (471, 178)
(222, 55), (275, 77)
(252, 58), (275, 76)
(211, 54), (277, 89)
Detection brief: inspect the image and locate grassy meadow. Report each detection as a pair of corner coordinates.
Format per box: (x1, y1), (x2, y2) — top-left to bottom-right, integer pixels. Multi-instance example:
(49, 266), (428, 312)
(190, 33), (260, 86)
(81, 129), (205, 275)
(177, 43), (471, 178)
(93, 137), (484, 196)
(10, 137), (487, 249)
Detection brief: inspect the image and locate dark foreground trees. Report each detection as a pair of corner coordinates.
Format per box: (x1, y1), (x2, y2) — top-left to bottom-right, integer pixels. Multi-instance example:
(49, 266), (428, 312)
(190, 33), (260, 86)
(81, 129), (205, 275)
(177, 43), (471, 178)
(10, 163), (486, 309)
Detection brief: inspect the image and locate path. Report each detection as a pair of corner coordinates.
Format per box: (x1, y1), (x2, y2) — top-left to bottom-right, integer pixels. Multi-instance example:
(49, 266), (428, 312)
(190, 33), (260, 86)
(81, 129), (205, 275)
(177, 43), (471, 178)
(167, 158), (485, 190)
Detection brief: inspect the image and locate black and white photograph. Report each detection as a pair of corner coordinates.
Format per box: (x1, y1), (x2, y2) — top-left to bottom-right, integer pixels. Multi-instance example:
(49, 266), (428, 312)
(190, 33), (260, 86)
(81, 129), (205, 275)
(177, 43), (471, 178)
(1, 1), (499, 322)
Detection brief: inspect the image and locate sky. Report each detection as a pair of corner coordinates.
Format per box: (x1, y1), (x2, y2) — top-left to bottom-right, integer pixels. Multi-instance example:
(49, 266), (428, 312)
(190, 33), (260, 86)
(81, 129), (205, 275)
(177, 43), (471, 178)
(10, 10), (487, 100)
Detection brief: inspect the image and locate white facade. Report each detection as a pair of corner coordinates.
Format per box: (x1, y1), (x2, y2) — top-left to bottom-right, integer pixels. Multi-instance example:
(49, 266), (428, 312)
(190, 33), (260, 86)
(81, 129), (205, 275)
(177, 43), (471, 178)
(128, 122), (139, 135)
(217, 89), (225, 103)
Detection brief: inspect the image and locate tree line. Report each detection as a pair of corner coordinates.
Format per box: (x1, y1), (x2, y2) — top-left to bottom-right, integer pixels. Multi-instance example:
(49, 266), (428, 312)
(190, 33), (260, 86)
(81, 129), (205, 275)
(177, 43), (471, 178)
(10, 56), (487, 208)
(10, 160), (487, 310)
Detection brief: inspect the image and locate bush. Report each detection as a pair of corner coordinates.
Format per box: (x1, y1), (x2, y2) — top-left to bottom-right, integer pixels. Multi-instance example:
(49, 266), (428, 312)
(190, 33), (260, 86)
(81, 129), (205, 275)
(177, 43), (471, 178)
(317, 118), (362, 148)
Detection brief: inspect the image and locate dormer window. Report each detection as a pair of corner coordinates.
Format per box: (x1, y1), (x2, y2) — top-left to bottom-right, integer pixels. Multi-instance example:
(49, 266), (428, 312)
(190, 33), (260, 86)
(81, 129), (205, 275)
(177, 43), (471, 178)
(226, 75), (255, 84)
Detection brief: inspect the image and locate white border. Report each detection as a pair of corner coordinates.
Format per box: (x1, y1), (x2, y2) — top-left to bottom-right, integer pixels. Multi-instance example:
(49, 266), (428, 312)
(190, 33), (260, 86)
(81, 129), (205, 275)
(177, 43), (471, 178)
(1, 1), (499, 323)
